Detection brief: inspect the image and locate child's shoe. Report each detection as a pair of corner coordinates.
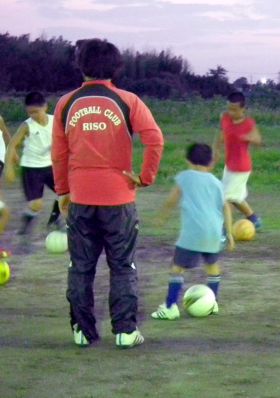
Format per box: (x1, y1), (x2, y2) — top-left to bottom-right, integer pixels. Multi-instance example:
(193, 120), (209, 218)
(0, 249), (12, 260)
(211, 301), (219, 315)
(247, 215), (262, 231)
(151, 303), (180, 320)
(253, 217), (262, 231)
(17, 214), (36, 235)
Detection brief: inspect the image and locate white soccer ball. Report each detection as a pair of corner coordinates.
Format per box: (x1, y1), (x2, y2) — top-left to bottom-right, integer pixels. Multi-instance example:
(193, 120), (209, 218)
(183, 284), (216, 317)
(45, 231), (68, 254)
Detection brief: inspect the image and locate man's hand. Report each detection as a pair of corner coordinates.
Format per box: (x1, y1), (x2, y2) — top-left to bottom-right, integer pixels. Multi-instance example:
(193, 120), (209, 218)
(123, 171), (143, 187)
(58, 194), (71, 218)
(227, 233), (235, 251)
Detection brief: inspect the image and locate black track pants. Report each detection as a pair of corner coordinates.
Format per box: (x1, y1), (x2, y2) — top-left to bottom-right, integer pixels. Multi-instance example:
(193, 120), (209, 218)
(66, 202), (139, 341)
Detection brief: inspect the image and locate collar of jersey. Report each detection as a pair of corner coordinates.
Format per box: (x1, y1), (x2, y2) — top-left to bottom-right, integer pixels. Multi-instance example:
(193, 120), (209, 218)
(82, 80), (114, 88)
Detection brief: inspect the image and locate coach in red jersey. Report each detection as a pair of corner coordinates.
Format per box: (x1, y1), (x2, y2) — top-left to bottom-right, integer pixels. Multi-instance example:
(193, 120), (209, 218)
(52, 39), (164, 348)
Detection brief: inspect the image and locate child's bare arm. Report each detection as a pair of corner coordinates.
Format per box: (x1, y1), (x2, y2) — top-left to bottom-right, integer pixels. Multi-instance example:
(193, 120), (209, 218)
(241, 127), (262, 146)
(213, 130), (224, 164)
(224, 201), (235, 251)
(0, 116), (11, 145)
(154, 186), (181, 226)
(5, 123), (28, 183)
(6, 122), (28, 160)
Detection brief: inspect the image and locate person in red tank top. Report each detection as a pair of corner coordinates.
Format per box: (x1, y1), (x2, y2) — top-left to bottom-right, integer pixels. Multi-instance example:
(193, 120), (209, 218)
(52, 39), (164, 349)
(214, 92), (262, 229)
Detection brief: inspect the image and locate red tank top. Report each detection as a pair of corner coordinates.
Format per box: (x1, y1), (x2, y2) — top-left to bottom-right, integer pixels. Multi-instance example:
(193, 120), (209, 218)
(221, 113), (255, 172)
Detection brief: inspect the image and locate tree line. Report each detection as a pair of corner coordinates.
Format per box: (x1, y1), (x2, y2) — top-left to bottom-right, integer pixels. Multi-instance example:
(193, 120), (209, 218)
(1, 32), (280, 104)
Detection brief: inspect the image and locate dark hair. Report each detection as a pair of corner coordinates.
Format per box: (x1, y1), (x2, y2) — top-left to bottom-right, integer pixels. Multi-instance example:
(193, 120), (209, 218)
(227, 91), (245, 107)
(25, 92), (46, 107)
(75, 38), (123, 79)
(186, 143), (213, 166)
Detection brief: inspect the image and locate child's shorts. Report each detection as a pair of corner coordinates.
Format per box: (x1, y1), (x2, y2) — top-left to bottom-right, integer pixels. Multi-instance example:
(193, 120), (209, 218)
(21, 166), (55, 202)
(222, 166), (251, 203)
(173, 246), (220, 269)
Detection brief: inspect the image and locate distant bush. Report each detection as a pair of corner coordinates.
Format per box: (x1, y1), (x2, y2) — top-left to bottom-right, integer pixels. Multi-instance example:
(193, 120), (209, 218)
(0, 33), (234, 99)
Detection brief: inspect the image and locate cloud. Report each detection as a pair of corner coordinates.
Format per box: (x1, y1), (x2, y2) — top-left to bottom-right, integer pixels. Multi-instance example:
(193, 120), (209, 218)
(197, 11), (240, 21)
(197, 9), (267, 21)
(63, 0), (118, 11)
(157, 0), (252, 5)
(2, 0), (280, 82)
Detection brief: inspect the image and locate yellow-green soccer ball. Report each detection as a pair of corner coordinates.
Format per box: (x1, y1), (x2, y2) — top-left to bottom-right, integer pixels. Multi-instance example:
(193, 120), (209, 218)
(45, 231), (68, 254)
(183, 284), (216, 317)
(0, 261), (11, 285)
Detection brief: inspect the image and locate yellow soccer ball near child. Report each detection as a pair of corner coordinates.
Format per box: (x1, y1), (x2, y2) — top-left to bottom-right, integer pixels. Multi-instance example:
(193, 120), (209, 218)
(45, 231), (68, 254)
(232, 219), (256, 241)
(183, 284), (216, 317)
(0, 261), (11, 285)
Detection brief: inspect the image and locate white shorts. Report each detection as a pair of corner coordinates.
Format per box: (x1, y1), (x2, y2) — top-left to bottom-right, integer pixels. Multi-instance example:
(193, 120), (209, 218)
(222, 167), (251, 203)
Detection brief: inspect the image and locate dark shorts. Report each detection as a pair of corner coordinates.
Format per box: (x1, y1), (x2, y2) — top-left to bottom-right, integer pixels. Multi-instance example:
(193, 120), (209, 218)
(0, 161), (4, 178)
(21, 166), (55, 202)
(173, 246), (220, 269)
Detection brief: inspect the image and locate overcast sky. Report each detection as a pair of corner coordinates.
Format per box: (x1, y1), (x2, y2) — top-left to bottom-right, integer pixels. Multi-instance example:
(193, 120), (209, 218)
(1, 0), (280, 82)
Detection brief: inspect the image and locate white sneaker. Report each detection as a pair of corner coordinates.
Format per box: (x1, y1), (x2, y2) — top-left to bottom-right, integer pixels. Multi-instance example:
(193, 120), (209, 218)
(116, 329), (144, 349)
(211, 301), (219, 315)
(151, 303), (180, 320)
(73, 324), (89, 346)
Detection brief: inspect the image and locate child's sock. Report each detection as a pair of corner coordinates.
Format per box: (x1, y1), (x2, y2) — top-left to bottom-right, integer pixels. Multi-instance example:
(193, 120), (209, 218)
(166, 274), (184, 308)
(18, 210), (38, 235)
(47, 200), (60, 226)
(247, 213), (258, 223)
(247, 213), (262, 229)
(207, 275), (221, 299)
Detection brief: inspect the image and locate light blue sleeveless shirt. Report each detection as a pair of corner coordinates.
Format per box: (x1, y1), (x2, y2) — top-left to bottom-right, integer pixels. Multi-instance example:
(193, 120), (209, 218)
(175, 170), (224, 253)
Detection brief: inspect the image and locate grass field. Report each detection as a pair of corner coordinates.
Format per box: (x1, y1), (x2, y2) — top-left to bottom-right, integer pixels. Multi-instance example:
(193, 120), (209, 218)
(0, 97), (279, 398)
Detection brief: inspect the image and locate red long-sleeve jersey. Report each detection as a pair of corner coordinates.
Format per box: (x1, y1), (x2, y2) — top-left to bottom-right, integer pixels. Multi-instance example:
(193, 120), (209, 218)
(52, 80), (164, 205)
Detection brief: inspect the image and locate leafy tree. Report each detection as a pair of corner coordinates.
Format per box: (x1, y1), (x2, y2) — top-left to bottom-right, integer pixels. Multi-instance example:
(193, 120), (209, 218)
(208, 65), (228, 81)
(0, 32), (235, 99)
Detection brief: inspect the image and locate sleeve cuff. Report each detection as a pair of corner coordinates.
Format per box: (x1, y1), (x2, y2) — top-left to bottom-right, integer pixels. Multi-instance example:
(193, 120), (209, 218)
(58, 192), (70, 196)
(139, 176), (150, 187)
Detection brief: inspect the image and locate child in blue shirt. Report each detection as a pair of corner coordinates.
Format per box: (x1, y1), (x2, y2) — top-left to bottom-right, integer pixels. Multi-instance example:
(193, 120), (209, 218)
(151, 143), (234, 320)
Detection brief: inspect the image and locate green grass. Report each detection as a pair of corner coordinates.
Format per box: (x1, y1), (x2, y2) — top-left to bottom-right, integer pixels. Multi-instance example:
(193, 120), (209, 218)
(0, 98), (280, 398)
